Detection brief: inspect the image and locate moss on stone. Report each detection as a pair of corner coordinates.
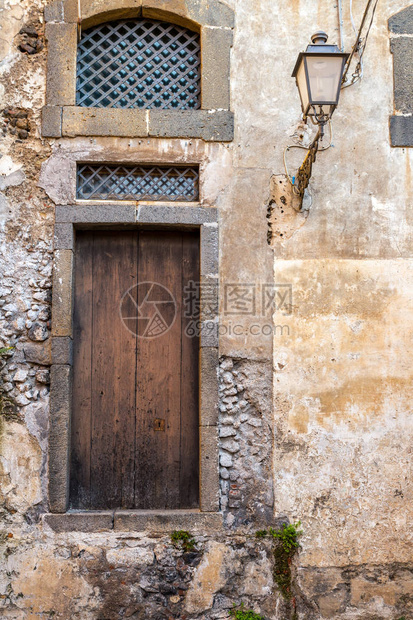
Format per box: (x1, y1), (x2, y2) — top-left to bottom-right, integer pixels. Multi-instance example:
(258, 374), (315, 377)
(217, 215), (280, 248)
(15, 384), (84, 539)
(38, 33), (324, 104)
(229, 603), (265, 620)
(170, 530), (196, 552)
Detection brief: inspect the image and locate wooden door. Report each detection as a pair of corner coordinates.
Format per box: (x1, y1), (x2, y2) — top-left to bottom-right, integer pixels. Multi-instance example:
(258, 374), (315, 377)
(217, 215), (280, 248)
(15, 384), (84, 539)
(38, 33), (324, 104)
(70, 230), (200, 510)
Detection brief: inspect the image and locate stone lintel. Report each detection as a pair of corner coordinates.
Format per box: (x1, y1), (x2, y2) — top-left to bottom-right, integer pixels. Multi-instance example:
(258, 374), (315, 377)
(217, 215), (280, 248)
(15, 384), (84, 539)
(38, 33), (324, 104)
(137, 205), (217, 226)
(55, 205), (137, 224)
(51, 0), (234, 29)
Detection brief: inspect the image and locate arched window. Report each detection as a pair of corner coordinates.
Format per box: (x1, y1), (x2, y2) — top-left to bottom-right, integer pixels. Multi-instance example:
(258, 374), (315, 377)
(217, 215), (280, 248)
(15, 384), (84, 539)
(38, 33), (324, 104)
(76, 19), (201, 110)
(43, 0), (234, 141)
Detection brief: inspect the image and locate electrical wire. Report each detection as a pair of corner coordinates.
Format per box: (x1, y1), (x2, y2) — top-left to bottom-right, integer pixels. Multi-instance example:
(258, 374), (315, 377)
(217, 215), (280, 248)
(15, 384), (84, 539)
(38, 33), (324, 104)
(284, 121), (333, 189)
(342, 0), (379, 89)
(350, 0), (358, 34)
(338, 0), (345, 52)
(346, 0), (364, 84)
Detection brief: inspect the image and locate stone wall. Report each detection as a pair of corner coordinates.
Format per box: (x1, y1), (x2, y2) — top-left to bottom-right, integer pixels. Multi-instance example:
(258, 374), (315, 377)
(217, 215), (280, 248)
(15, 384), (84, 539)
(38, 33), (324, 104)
(219, 358), (273, 528)
(1, 0), (413, 618)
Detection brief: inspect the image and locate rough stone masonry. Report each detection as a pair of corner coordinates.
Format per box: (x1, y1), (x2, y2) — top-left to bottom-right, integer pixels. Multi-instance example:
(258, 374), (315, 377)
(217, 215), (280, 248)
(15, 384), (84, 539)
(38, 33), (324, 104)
(1, 0), (413, 618)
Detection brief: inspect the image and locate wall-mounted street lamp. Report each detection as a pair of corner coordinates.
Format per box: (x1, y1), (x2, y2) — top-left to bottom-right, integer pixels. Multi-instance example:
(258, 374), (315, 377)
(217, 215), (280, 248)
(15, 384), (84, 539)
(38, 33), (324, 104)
(289, 32), (349, 204)
(292, 32), (349, 130)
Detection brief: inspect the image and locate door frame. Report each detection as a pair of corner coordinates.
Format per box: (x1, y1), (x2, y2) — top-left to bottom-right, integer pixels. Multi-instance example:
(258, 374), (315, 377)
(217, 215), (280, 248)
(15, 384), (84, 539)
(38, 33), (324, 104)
(48, 204), (220, 528)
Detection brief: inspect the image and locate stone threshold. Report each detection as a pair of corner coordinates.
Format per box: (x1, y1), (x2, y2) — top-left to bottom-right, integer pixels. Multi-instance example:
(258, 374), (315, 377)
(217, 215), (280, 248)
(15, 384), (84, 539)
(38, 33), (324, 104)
(44, 510), (223, 533)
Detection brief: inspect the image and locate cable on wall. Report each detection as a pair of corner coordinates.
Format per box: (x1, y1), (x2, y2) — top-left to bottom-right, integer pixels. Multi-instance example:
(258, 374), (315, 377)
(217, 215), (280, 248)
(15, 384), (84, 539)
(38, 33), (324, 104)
(341, 0), (379, 89)
(338, 0), (345, 52)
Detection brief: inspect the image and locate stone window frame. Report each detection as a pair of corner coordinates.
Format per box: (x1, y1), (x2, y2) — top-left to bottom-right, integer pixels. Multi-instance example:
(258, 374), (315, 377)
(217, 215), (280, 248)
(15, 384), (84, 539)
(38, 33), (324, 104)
(389, 5), (413, 147)
(43, 146), (221, 532)
(42, 0), (234, 142)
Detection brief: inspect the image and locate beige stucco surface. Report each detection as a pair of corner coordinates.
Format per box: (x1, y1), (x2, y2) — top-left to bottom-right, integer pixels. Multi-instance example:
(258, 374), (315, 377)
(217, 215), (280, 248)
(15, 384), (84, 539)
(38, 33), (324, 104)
(273, 259), (413, 567)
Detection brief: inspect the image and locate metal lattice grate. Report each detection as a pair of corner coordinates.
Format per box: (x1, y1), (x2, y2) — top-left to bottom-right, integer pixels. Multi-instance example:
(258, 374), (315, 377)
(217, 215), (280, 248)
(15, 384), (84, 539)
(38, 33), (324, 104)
(76, 19), (201, 109)
(77, 163), (199, 201)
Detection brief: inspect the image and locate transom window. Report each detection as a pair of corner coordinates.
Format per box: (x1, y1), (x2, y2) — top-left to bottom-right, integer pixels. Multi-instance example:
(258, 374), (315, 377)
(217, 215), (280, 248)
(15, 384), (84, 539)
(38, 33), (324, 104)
(76, 19), (201, 109)
(77, 163), (200, 201)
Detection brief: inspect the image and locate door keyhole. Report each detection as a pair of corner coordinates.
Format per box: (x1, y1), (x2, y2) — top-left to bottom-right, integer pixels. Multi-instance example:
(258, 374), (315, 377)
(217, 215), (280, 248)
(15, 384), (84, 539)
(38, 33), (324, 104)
(154, 418), (165, 432)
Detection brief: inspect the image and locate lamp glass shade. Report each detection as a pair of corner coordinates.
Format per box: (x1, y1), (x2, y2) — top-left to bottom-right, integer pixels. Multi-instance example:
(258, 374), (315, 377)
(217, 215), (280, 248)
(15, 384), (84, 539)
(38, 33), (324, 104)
(306, 55), (344, 105)
(292, 34), (349, 121)
(296, 60), (310, 115)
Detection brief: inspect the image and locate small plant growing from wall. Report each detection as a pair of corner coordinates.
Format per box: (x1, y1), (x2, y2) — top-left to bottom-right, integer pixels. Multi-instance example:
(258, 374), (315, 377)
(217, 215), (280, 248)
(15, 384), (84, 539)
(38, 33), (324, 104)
(170, 530), (197, 553)
(255, 521), (303, 600)
(229, 603), (266, 620)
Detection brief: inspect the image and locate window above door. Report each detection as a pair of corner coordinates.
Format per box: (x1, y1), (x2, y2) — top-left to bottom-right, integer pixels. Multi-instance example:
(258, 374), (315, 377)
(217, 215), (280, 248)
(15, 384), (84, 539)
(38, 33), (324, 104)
(76, 163), (200, 201)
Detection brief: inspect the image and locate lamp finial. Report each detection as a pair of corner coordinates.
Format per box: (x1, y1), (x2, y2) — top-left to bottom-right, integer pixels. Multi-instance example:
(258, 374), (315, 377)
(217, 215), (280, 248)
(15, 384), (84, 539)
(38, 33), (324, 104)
(311, 31), (328, 45)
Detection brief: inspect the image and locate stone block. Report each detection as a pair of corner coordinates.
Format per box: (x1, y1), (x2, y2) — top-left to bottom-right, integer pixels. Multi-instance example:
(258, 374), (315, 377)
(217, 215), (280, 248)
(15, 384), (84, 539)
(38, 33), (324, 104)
(42, 106), (62, 138)
(390, 38), (413, 114)
(200, 224), (218, 277)
(201, 27), (233, 110)
(200, 320), (218, 348)
(63, 0), (142, 25)
(62, 107), (148, 137)
(317, 589), (348, 618)
(44, 512), (114, 531)
(23, 342), (52, 365)
(390, 115), (413, 147)
(114, 509), (222, 532)
(44, 0), (64, 22)
(55, 204), (137, 224)
(49, 365), (72, 513)
(52, 250), (74, 337)
(389, 5), (413, 34)
(185, 541), (230, 614)
(142, 0), (234, 29)
(45, 23), (77, 106)
(137, 205), (217, 225)
(52, 337), (73, 365)
(200, 275), (218, 322)
(148, 110), (234, 141)
(200, 426), (219, 512)
(200, 347), (219, 426)
(54, 223), (74, 250)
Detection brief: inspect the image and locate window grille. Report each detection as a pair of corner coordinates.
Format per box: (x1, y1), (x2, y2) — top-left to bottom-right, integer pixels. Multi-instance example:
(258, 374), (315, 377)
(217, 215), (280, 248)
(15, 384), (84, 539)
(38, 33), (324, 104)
(76, 19), (201, 110)
(77, 163), (199, 201)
